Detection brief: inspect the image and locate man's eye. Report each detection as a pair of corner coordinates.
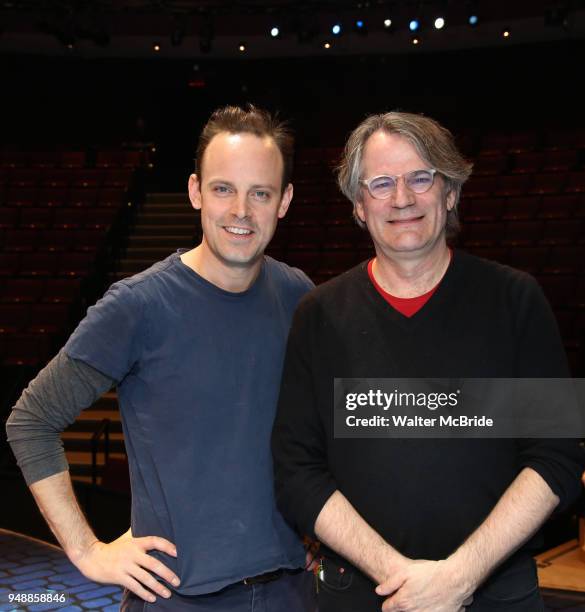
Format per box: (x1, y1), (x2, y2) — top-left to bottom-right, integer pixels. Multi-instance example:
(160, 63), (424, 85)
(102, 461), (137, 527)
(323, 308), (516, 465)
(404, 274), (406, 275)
(213, 185), (232, 195)
(253, 190), (271, 200)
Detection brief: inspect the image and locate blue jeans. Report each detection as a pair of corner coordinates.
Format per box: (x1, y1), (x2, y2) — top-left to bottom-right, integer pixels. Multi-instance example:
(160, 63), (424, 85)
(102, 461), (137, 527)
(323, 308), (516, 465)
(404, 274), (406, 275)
(120, 569), (316, 611)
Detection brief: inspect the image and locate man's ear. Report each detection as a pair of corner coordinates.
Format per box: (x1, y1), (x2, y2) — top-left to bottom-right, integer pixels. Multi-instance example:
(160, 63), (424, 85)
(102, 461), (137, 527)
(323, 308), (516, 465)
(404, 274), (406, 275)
(277, 183), (294, 219)
(445, 189), (456, 212)
(355, 198), (366, 224)
(188, 174), (202, 210)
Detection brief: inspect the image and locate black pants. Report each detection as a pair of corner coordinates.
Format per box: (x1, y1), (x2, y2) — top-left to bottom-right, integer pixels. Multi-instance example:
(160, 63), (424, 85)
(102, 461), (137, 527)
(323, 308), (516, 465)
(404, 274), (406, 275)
(317, 555), (544, 612)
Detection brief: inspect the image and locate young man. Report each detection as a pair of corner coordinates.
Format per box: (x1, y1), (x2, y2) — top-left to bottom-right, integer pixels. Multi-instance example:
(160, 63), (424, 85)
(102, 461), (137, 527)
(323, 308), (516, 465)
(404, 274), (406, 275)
(7, 105), (315, 611)
(272, 111), (585, 611)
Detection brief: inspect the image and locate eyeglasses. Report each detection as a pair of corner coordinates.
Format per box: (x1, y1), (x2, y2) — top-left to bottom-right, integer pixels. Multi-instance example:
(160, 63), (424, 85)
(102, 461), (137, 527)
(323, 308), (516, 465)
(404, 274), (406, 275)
(359, 168), (438, 200)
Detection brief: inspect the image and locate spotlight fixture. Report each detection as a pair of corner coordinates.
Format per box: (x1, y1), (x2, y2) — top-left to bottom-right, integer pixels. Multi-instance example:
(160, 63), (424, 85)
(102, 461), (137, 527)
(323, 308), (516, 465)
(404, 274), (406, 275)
(354, 19), (367, 35)
(239, 43), (246, 51)
(502, 29), (510, 38)
(434, 17), (445, 30)
(384, 18), (392, 28)
(332, 23), (342, 36)
(468, 15), (478, 26)
(412, 36), (420, 45)
(409, 19), (420, 32)
(270, 26), (280, 37)
(153, 43), (161, 52)
(324, 42), (331, 49)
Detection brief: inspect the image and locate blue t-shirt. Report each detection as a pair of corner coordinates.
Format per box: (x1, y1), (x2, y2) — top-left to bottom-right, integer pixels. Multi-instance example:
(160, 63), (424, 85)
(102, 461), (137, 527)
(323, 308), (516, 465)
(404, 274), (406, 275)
(65, 251), (314, 595)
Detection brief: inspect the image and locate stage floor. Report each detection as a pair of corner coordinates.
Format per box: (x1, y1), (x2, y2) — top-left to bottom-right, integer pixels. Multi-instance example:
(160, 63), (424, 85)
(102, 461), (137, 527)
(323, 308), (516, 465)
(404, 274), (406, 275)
(2, 528), (585, 610)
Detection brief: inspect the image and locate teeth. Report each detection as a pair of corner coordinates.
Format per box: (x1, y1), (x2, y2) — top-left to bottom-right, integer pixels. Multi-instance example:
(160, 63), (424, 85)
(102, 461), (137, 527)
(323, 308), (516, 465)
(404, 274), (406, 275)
(225, 227), (252, 235)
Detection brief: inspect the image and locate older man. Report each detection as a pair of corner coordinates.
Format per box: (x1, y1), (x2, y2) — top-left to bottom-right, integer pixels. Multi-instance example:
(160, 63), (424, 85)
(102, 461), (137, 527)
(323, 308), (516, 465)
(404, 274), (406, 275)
(272, 111), (585, 611)
(7, 105), (316, 611)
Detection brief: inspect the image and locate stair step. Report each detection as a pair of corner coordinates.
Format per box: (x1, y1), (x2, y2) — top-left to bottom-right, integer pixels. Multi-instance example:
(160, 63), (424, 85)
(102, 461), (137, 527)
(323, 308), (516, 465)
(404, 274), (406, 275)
(61, 432), (126, 453)
(140, 203), (188, 214)
(118, 259), (159, 273)
(133, 224), (199, 236)
(127, 235), (190, 249)
(78, 408), (121, 421)
(138, 213), (196, 225)
(67, 451), (127, 476)
(92, 392), (119, 411)
(146, 193), (185, 204)
(124, 247), (177, 259)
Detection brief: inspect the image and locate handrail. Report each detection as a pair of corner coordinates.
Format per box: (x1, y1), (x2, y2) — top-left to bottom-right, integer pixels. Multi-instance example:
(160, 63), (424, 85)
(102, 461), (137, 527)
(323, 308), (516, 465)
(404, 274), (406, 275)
(91, 418), (110, 486)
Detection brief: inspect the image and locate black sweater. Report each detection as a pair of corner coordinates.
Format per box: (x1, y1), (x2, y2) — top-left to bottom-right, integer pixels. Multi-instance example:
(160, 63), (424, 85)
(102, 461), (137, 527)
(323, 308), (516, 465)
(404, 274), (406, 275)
(272, 250), (584, 564)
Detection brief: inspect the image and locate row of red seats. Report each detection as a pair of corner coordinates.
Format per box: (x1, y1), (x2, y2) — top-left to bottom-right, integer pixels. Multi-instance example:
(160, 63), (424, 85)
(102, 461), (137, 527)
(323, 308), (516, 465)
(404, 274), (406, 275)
(477, 129), (585, 155)
(0, 334), (54, 366)
(473, 149), (581, 176)
(0, 252), (95, 278)
(0, 187), (126, 209)
(0, 303), (72, 334)
(0, 208), (119, 234)
(456, 172), (585, 198)
(460, 219), (584, 247)
(0, 277), (82, 303)
(0, 150), (143, 169)
(461, 194), (584, 221)
(1, 229), (104, 259)
(0, 167), (132, 189)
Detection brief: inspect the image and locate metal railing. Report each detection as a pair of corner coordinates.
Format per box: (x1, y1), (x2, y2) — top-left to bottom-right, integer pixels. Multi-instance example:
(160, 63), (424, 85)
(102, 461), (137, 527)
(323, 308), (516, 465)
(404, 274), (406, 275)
(91, 418), (110, 486)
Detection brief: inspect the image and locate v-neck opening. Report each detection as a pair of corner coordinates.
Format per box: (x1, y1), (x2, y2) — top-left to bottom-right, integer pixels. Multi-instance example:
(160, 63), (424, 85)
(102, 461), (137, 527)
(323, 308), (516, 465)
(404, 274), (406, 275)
(362, 250), (462, 329)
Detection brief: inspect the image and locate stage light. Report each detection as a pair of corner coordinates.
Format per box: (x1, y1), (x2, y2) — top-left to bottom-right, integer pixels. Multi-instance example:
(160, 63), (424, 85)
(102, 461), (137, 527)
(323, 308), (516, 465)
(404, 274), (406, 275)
(239, 43), (246, 51)
(434, 17), (445, 30)
(409, 19), (420, 32)
(384, 19), (392, 28)
(324, 42), (331, 49)
(332, 23), (342, 35)
(502, 29), (510, 38)
(412, 37), (420, 45)
(270, 27), (279, 37)
(356, 20), (364, 29)
(469, 15), (478, 26)
(153, 43), (161, 52)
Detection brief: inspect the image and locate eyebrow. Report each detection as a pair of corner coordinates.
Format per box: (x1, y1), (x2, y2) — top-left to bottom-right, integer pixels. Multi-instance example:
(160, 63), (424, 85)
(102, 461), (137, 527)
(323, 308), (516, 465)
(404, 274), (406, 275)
(207, 179), (278, 192)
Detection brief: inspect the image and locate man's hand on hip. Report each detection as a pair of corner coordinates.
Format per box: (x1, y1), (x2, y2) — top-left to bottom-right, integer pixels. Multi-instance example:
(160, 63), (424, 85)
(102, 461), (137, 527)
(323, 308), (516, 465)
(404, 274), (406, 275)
(75, 532), (180, 603)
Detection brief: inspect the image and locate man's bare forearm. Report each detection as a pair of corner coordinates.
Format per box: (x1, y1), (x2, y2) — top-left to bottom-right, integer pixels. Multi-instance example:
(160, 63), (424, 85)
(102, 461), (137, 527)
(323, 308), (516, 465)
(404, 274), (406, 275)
(314, 490), (406, 583)
(446, 467), (559, 592)
(30, 471), (99, 563)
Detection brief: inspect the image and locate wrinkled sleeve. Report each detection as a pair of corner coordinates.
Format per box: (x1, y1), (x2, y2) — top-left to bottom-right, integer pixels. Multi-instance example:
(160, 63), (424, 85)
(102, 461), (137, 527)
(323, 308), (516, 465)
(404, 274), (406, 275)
(64, 281), (144, 382)
(272, 295), (338, 538)
(6, 350), (115, 485)
(514, 276), (585, 512)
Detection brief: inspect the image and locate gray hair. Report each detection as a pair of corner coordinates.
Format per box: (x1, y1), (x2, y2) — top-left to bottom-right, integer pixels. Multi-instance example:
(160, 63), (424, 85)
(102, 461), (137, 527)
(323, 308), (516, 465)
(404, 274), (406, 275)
(336, 111), (473, 238)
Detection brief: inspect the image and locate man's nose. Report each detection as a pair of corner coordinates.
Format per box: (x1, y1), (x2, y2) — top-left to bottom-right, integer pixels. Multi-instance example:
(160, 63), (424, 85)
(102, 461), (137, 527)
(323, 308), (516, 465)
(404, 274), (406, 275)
(392, 176), (416, 209)
(231, 194), (250, 219)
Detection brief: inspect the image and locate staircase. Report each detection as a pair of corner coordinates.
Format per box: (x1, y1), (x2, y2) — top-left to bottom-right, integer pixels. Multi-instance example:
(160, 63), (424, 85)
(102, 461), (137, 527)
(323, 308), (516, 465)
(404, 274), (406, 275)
(114, 192), (201, 280)
(62, 390), (124, 485)
(62, 192), (201, 485)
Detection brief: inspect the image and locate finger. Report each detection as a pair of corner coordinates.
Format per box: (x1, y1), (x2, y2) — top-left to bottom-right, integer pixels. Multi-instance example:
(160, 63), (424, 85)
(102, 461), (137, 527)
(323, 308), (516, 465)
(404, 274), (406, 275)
(123, 575), (157, 604)
(375, 575), (404, 597)
(381, 594), (400, 612)
(137, 536), (178, 557)
(140, 552), (181, 587)
(130, 566), (173, 599)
